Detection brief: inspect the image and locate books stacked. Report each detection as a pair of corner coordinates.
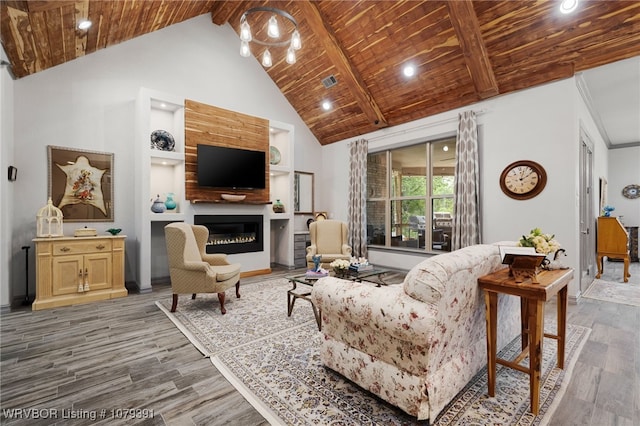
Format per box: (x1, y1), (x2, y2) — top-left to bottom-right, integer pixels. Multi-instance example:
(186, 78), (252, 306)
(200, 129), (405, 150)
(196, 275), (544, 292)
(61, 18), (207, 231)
(305, 269), (329, 278)
(349, 263), (373, 272)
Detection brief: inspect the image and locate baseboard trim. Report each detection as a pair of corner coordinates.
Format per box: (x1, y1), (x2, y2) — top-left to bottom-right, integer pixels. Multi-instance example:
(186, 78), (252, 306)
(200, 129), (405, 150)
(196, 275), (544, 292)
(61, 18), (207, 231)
(241, 268), (272, 278)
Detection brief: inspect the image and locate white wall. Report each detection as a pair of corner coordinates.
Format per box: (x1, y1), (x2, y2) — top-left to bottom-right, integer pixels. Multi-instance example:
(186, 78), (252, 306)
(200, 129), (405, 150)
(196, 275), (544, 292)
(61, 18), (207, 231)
(5, 15), (322, 306)
(1, 47), (15, 311)
(608, 147), (640, 226)
(323, 78), (624, 297)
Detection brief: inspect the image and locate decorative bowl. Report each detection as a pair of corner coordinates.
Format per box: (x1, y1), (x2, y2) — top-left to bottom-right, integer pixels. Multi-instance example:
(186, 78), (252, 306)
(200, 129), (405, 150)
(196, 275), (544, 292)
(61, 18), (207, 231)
(107, 228), (122, 235)
(221, 194), (246, 202)
(332, 267), (350, 278)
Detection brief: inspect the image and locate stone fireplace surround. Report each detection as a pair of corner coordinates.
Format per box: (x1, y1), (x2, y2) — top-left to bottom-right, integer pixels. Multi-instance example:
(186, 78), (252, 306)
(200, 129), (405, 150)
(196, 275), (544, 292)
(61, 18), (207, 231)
(194, 215), (264, 255)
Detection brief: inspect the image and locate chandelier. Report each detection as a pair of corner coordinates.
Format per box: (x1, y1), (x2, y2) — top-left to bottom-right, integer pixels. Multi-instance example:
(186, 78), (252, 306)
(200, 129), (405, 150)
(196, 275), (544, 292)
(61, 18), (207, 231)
(239, 7), (302, 67)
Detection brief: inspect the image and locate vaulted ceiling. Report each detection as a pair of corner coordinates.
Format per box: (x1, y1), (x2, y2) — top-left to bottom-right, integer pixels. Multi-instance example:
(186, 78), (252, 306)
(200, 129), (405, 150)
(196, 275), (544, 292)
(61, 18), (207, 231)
(2, 1), (639, 146)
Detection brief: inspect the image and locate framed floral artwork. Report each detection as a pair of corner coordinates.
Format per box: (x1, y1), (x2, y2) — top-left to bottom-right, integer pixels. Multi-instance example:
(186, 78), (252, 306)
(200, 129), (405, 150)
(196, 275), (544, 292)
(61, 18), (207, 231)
(48, 146), (114, 222)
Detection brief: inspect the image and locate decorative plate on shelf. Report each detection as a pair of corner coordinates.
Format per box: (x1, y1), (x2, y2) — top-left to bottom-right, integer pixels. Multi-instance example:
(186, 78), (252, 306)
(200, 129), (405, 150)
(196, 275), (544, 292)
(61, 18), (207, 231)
(269, 146), (281, 165)
(622, 184), (640, 199)
(150, 129), (175, 151)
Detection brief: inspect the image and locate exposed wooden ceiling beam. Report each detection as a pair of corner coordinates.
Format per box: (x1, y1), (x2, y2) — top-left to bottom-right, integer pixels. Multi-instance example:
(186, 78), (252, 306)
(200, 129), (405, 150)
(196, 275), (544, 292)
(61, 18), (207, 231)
(296, 0), (388, 128)
(210, 1), (244, 26)
(447, 0), (499, 99)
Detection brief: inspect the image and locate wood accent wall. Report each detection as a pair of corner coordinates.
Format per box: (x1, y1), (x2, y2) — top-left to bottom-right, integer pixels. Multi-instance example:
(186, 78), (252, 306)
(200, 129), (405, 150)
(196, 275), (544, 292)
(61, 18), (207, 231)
(184, 99), (270, 204)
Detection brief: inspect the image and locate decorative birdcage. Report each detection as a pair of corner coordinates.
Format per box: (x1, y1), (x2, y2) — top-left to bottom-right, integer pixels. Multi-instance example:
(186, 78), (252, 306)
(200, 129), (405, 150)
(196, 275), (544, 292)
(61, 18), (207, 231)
(36, 198), (64, 237)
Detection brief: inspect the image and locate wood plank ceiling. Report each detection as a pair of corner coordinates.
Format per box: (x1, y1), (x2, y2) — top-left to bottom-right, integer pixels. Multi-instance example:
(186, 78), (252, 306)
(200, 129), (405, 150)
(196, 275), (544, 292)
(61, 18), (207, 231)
(2, 1), (639, 145)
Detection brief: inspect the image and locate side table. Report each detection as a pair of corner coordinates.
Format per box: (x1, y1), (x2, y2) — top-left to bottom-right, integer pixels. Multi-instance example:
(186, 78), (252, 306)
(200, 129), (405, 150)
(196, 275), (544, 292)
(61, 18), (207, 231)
(477, 267), (573, 415)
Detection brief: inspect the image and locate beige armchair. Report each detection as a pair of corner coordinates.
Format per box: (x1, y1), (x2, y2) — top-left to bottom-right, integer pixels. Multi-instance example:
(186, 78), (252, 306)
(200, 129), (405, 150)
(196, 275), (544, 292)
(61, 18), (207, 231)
(165, 223), (241, 314)
(306, 220), (352, 269)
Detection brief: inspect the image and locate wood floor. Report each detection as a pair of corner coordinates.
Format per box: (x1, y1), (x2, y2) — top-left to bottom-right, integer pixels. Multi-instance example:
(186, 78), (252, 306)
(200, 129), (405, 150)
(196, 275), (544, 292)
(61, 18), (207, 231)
(1, 264), (638, 425)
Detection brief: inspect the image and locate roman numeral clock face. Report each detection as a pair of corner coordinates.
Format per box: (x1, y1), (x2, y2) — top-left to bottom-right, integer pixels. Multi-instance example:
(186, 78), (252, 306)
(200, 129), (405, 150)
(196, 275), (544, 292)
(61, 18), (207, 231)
(499, 160), (547, 200)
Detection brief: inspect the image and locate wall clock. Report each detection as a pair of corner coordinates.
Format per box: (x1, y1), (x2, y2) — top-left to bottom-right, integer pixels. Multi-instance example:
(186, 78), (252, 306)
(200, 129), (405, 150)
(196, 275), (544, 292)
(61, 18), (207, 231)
(499, 160), (547, 200)
(622, 184), (640, 199)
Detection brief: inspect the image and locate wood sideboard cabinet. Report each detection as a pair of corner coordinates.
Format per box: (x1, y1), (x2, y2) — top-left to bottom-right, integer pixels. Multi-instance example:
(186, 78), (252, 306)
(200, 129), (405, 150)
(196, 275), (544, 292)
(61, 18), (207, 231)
(32, 235), (128, 310)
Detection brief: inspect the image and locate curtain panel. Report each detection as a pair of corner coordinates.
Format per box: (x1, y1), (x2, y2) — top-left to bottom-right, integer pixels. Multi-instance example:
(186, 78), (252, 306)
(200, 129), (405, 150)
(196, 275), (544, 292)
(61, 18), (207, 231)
(452, 111), (481, 250)
(348, 139), (368, 258)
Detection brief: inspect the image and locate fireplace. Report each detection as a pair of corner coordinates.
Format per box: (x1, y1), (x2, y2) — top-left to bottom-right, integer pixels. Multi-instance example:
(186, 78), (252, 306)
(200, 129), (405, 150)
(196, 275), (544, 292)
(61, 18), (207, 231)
(194, 215), (263, 255)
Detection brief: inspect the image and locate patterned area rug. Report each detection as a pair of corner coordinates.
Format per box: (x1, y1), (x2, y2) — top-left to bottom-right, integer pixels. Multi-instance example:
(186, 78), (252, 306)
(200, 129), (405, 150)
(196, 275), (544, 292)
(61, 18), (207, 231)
(155, 279), (314, 356)
(157, 279), (591, 425)
(582, 278), (640, 307)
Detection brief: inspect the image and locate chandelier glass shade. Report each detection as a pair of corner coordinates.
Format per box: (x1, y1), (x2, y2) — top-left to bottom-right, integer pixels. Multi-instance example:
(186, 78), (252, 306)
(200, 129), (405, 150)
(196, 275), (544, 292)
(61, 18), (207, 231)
(239, 7), (301, 67)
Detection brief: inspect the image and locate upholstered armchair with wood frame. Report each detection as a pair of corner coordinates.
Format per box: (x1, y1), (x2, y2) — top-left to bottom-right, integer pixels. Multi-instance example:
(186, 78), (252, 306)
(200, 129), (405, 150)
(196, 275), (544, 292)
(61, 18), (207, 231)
(306, 220), (353, 269)
(165, 223), (241, 314)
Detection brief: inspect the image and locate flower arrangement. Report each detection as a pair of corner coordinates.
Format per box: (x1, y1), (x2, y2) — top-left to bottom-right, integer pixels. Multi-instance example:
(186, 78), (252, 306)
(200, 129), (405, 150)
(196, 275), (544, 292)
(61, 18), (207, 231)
(350, 257), (369, 266)
(330, 259), (351, 274)
(518, 228), (561, 255)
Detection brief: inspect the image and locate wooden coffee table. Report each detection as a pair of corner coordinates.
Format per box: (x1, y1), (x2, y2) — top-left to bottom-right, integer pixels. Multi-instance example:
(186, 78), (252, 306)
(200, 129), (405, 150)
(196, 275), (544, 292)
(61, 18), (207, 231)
(286, 268), (390, 330)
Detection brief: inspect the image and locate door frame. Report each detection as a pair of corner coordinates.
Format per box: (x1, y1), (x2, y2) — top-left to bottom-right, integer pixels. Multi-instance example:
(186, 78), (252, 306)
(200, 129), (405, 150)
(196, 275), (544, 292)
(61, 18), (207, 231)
(579, 128), (596, 295)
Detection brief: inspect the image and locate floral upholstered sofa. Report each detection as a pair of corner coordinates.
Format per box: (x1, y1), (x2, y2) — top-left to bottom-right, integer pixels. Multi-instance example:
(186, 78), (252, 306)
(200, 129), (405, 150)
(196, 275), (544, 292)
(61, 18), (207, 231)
(310, 243), (521, 421)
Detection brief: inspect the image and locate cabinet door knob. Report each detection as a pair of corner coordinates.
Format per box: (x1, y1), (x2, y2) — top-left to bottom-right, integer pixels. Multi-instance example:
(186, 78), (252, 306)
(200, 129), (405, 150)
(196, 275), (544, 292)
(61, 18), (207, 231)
(61, 246), (70, 252)
(96, 244), (105, 250)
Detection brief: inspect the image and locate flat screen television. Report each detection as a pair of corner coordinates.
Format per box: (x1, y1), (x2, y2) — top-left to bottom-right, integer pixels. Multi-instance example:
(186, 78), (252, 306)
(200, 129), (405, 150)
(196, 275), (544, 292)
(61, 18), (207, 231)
(197, 144), (266, 189)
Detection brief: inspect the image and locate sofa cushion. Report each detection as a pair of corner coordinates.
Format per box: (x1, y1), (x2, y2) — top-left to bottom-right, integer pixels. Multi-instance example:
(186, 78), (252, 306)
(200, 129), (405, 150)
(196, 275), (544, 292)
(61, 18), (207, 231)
(402, 262), (449, 305)
(214, 263), (241, 281)
(403, 244), (502, 305)
(312, 278), (438, 347)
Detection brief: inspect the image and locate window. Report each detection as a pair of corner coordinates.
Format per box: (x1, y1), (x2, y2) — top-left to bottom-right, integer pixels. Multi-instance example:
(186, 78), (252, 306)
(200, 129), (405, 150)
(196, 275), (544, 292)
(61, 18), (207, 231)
(366, 137), (456, 252)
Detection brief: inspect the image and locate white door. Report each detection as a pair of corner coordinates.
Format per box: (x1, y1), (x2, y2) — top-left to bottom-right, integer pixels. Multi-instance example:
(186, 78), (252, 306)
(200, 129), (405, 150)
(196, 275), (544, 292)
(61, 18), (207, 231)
(579, 130), (596, 293)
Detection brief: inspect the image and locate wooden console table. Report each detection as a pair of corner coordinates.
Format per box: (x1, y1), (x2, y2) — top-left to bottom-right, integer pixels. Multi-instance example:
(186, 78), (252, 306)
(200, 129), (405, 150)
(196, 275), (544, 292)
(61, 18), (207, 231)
(478, 267), (573, 415)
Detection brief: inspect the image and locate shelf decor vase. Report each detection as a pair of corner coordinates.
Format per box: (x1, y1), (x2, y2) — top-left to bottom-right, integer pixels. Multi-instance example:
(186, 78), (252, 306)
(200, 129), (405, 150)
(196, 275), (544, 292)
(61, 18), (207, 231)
(164, 193), (177, 210)
(273, 199), (285, 213)
(151, 195), (166, 213)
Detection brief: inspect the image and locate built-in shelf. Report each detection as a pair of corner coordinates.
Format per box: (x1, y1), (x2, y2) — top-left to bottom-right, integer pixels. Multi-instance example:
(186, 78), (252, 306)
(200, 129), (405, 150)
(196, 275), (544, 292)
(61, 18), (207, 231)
(135, 87), (187, 292)
(270, 212), (293, 220)
(189, 200), (272, 205)
(268, 120), (295, 267)
(136, 89), (297, 280)
(269, 165), (289, 175)
(150, 212), (186, 222)
(150, 151), (184, 165)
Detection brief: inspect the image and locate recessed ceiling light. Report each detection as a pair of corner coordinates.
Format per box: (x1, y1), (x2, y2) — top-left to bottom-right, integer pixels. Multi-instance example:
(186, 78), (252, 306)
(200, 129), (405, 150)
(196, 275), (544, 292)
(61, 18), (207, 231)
(78, 20), (92, 30)
(322, 100), (332, 111)
(403, 64), (416, 78)
(443, 145), (449, 152)
(559, 0), (578, 14)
